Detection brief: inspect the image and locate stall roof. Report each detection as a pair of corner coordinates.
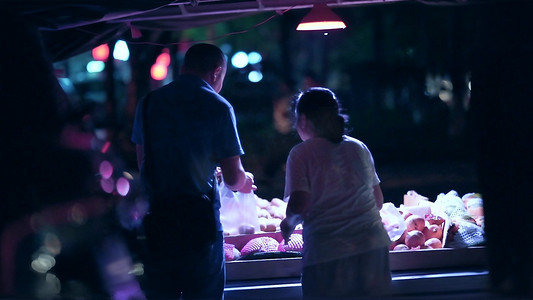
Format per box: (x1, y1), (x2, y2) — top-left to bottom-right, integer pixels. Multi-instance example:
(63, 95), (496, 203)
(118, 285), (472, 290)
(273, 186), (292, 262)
(2, 0), (482, 60)
(3, 0), (479, 30)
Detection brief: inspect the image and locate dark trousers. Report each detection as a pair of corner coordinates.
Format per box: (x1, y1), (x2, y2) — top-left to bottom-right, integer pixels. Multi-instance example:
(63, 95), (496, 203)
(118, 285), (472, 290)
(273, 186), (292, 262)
(141, 231), (225, 300)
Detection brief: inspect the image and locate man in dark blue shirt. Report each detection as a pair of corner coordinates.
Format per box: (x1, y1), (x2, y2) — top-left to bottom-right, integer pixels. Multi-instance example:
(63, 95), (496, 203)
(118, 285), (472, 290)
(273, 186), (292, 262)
(131, 43), (254, 299)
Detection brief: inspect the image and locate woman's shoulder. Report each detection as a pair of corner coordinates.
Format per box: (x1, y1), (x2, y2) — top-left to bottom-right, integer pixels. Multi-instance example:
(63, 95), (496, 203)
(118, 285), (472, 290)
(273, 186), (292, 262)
(342, 136), (374, 154)
(342, 135), (365, 146)
(288, 139), (316, 157)
(289, 140), (306, 152)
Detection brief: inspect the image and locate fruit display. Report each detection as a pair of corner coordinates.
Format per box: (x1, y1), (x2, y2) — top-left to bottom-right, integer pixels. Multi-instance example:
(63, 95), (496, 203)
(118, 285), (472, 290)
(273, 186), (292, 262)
(224, 232), (303, 261)
(255, 196), (287, 232)
(223, 190), (487, 283)
(388, 211), (448, 251)
(222, 188), (485, 264)
(437, 191), (485, 248)
(278, 233), (304, 252)
(221, 193), (304, 261)
(224, 243), (241, 261)
(383, 190), (486, 251)
(240, 236), (280, 256)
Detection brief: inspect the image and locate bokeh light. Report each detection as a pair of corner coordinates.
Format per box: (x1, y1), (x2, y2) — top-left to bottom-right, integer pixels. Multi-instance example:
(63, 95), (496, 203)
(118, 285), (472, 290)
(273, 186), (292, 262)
(86, 61), (105, 73)
(130, 263), (145, 276)
(220, 43), (232, 55)
(69, 203), (88, 225)
(439, 90), (453, 103)
(247, 52), (262, 64)
(31, 254), (56, 273)
(248, 70), (263, 83)
(151, 63), (167, 81)
(99, 160), (113, 179)
(122, 171), (134, 180)
(116, 177), (130, 196)
(231, 51), (248, 69)
(100, 177), (115, 193)
(113, 40), (130, 61)
(156, 49), (171, 66)
(92, 44), (109, 61)
(101, 141), (111, 154)
(44, 233), (62, 255)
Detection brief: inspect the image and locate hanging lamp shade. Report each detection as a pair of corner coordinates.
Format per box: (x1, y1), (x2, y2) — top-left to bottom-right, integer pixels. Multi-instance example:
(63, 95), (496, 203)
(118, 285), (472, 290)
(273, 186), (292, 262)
(296, 3), (347, 31)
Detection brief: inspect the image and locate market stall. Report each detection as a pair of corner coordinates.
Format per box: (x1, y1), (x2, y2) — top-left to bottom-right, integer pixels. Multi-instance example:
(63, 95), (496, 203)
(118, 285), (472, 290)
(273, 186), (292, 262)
(220, 189), (488, 298)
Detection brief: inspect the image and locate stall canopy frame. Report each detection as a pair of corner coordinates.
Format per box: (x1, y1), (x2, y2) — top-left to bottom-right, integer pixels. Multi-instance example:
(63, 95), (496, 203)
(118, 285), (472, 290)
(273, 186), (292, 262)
(2, 0), (482, 61)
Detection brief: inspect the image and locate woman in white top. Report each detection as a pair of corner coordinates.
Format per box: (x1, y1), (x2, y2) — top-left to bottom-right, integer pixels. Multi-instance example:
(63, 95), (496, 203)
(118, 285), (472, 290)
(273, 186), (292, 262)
(280, 87), (391, 299)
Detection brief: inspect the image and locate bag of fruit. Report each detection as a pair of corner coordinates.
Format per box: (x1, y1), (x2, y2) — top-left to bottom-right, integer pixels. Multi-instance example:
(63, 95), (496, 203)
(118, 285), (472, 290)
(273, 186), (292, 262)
(219, 182), (260, 236)
(380, 202), (407, 242)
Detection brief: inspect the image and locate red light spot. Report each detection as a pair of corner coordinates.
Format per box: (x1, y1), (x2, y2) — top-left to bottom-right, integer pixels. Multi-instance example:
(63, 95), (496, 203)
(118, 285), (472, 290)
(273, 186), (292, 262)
(151, 64), (168, 81)
(101, 141), (111, 154)
(92, 44), (109, 61)
(156, 49), (171, 67)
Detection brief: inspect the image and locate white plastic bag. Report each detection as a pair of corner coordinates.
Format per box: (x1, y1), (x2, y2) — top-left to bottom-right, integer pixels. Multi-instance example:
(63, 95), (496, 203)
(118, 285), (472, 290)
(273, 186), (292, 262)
(380, 202), (407, 242)
(219, 182), (260, 235)
(433, 190), (468, 219)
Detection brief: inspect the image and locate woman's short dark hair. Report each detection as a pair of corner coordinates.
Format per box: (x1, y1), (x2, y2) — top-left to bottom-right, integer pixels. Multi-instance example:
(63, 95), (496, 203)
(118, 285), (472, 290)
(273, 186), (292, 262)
(293, 87), (349, 143)
(183, 43), (225, 74)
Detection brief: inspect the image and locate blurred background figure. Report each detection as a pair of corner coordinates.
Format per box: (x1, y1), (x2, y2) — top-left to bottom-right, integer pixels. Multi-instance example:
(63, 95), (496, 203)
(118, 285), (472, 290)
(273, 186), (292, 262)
(0, 10), (145, 300)
(301, 70), (323, 91)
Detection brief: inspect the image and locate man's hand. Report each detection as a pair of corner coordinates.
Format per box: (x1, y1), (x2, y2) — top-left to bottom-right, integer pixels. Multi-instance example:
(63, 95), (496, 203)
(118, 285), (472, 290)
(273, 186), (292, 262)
(237, 172), (257, 193)
(220, 155), (250, 192)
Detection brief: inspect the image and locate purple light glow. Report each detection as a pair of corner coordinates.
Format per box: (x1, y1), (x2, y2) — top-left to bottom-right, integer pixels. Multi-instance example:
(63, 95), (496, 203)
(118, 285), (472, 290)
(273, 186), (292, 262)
(116, 177), (130, 196)
(99, 160), (113, 179)
(100, 177), (115, 193)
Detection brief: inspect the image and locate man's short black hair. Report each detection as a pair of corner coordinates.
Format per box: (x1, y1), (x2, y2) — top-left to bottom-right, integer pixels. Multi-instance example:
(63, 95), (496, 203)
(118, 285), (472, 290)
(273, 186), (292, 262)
(183, 43), (225, 74)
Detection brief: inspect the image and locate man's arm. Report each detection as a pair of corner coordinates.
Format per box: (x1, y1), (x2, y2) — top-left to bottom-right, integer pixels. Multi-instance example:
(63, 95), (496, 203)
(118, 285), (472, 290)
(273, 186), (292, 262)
(219, 155), (254, 193)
